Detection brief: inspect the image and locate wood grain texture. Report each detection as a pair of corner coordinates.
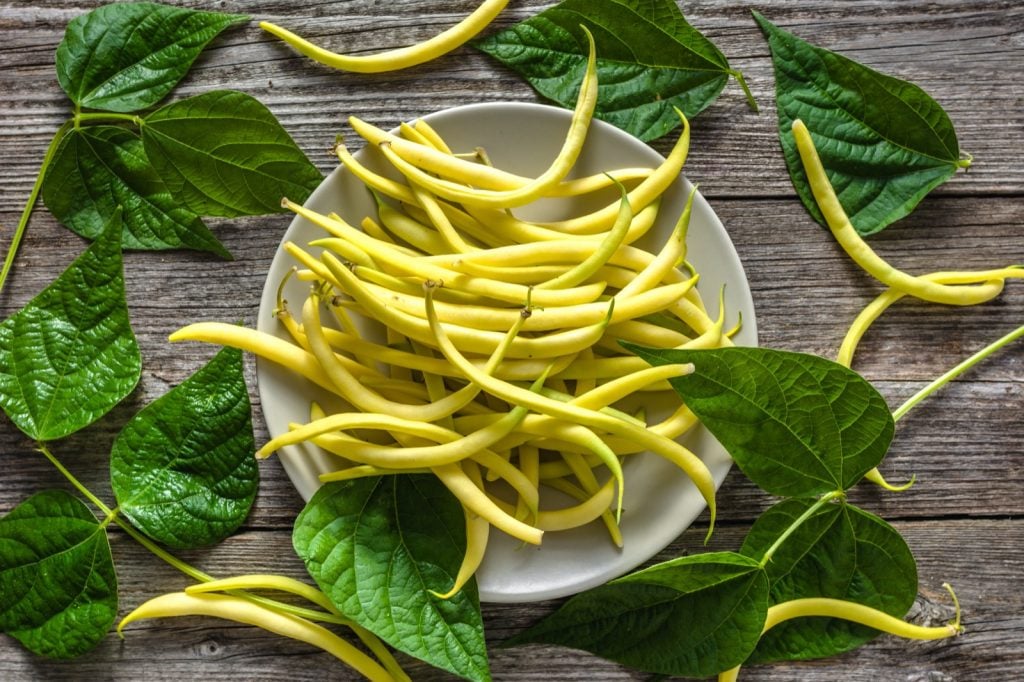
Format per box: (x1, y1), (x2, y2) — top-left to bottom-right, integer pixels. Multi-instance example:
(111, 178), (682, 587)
(0, 1), (1021, 680)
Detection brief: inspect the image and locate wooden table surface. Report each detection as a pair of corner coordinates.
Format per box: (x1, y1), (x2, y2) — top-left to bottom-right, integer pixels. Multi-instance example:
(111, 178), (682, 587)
(1, 1), (1021, 680)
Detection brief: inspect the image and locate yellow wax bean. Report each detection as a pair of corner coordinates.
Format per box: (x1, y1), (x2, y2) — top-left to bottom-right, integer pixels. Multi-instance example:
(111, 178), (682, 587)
(374, 193), (451, 254)
(837, 266), (1023, 367)
(315, 433), (539, 516)
(434, 461), (543, 545)
(717, 590), (962, 681)
(535, 477), (617, 534)
(411, 119), (454, 154)
(376, 31), (598, 209)
(170, 322), (342, 394)
(618, 185), (696, 297)
(571, 363), (694, 409)
(482, 110), (690, 236)
(182, 576), (407, 682)
(350, 116), (530, 191)
(431, 462), (491, 600)
(119, 592), (395, 682)
(261, 368), (547, 467)
(409, 181), (478, 253)
(515, 444), (541, 522)
(603, 319), (692, 349)
(536, 185), (632, 289)
(791, 119), (1004, 305)
(260, 0), (509, 74)
(558, 449), (623, 544)
(445, 259), (584, 284)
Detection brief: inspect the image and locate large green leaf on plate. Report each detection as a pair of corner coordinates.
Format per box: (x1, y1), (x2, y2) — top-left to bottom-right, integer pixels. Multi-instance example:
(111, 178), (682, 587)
(56, 2), (247, 113)
(754, 11), (968, 236)
(625, 345), (894, 496)
(42, 126), (231, 258)
(293, 476), (489, 682)
(142, 90), (323, 217)
(0, 212), (140, 441)
(740, 498), (917, 664)
(505, 552), (768, 677)
(473, 0), (751, 141)
(0, 490), (117, 658)
(110, 347), (257, 549)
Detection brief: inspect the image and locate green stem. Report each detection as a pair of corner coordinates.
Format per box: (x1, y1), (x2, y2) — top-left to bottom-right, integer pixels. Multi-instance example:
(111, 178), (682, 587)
(893, 323), (1024, 422)
(0, 119), (76, 296)
(758, 490), (844, 568)
(729, 69), (759, 113)
(36, 442), (349, 627)
(73, 111), (144, 128)
(37, 442), (115, 516)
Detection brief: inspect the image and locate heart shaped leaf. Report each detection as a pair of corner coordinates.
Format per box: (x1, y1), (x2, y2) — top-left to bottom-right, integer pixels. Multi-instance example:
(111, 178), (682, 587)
(141, 90), (323, 217)
(42, 126), (231, 258)
(56, 2), (247, 113)
(740, 498), (917, 664)
(0, 490), (117, 658)
(754, 11), (968, 236)
(626, 345), (894, 496)
(505, 552), (768, 677)
(0, 212), (140, 441)
(293, 476), (489, 682)
(110, 347), (257, 549)
(473, 0), (752, 141)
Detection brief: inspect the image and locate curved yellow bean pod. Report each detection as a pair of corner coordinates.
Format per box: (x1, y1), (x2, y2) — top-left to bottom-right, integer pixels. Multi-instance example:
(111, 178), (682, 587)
(431, 461), (492, 599)
(791, 119), (1004, 305)
(377, 30), (598, 209)
(170, 322), (338, 392)
(536, 184), (632, 289)
(119, 592), (395, 682)
(478, 109), (690, 236)
(718, 588), (962, 681)
(260, 0), (509, 74)
(506, 476), (617, 535)
(837, 266), (1023, 367)
(434, 461), (543, 545)
(182, 576), (407, 682)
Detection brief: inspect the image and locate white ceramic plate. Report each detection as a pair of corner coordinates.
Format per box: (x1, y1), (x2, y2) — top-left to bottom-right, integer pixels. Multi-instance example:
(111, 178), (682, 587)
(256, 102), (757, 603)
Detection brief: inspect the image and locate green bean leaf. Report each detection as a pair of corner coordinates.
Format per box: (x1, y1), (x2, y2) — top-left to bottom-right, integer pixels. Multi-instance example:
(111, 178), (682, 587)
(740, 498), (917, 663)
(0, 212), (140, 441)
(110, 347), (256, 549)
(505, 552), (768, 677)
(42, 126), (231, 258)
(56, 2), (247, 113)
(0, 490), (117, 659)
(141, 90), (323, 217)
(473, 0), (753, 142)
(754, 12), (968, 236)
(625, 345), (893, 496)
(293, 476), (489, 682)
